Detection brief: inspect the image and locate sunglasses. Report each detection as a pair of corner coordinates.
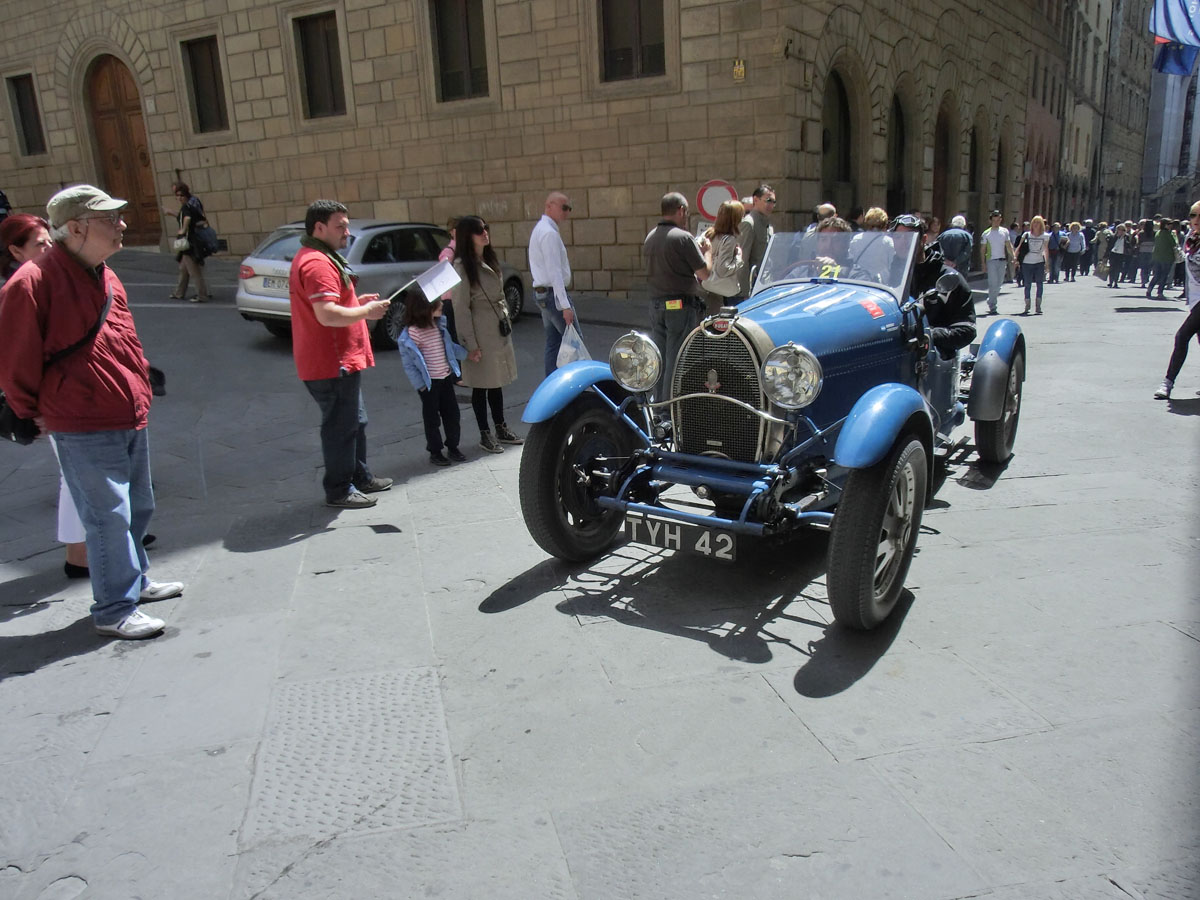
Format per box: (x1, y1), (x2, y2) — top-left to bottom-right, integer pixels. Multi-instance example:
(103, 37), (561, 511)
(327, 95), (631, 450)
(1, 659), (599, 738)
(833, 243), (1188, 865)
(560, 203), (572, 211)
(83, 211), (125, 226)
(475, 224), (490, 234)
(764, 197), (777, 203)
(890, 214), (924, 229)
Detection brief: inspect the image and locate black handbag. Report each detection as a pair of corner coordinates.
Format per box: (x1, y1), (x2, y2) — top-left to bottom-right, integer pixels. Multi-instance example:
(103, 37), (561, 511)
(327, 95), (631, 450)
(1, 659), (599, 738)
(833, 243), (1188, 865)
(0, 287), (114, 445)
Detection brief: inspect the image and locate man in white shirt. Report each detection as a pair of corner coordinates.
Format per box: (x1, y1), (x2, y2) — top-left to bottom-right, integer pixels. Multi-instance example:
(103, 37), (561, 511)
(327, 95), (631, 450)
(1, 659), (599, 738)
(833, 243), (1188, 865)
(528, 191), (576, 375)
(980, 210), (1014, 315)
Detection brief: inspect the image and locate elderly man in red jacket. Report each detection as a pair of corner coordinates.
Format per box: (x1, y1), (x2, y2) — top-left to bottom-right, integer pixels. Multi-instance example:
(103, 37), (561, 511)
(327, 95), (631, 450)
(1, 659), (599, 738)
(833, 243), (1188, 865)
(0, 185), (182, 639)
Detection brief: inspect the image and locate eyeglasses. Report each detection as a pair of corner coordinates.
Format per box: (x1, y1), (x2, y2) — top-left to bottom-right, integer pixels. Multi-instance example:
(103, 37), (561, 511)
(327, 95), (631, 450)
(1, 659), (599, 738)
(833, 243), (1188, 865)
(1190, 212), (1200, 219)
(82, 211), (124, 226)
(764, 197), (777, 204)
(560, 203), (572, 212)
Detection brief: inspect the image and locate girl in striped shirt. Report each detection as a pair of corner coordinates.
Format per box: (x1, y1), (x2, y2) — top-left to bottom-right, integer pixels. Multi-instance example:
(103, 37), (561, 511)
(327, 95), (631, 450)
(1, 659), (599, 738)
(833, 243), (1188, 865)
(398, 295), (467, 466)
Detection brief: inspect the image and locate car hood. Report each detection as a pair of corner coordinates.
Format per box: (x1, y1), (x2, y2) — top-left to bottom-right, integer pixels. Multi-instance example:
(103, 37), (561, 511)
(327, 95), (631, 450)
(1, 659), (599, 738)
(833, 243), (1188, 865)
(733, 282), (904, 359)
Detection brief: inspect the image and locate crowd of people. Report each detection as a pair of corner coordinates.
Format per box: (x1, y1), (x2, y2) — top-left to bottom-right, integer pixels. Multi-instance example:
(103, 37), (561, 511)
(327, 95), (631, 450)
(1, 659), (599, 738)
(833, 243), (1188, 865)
(1, 182), (1198, 640)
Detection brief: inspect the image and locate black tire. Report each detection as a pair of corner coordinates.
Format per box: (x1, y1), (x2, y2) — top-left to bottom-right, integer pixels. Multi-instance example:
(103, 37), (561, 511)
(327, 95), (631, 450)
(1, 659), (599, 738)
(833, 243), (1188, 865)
(518, 392), (633, 562)
(827, 436), (927, 630)
(975, 350), (1024, 464)
(372, 292), (407, 350)
(504, 277), (525, 320)
(264, 321), (291, 339)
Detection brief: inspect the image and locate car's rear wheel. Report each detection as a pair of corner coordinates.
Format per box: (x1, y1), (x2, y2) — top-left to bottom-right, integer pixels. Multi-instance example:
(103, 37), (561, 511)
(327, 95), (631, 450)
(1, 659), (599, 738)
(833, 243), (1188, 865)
(519, 392), (632, 562)
(504, 277), (524, 320)
(264, 321), (291, 339)
(373, 291), (408, 350)
(974, 350), (1024, 464)
(827, 436), (927, 630)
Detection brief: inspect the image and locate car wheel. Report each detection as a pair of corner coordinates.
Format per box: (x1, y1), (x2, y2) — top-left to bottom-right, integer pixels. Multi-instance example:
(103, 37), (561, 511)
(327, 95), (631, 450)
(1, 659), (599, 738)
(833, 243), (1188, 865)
(372, 292), (407, 350)
(264, 321), (291, 339)
(974, 350), (1023, 464)
(504, 277), (524, 320)
(827, 436), (927, 630)
(519, 392), (632, 562)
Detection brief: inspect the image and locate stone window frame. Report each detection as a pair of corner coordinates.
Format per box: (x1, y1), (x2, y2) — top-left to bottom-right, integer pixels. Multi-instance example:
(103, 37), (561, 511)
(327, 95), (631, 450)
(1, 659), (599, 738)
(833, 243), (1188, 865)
(413, 0), (501, 117)
(166, 19), (237, 146)
(2, 64), (50, 163)
(277, 0), (358, 133)
(581, 0), (681, 101)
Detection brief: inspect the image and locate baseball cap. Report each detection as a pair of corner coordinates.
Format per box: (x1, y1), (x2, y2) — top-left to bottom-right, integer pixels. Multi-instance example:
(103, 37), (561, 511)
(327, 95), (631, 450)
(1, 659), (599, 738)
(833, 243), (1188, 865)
(46, 184), (127, 228)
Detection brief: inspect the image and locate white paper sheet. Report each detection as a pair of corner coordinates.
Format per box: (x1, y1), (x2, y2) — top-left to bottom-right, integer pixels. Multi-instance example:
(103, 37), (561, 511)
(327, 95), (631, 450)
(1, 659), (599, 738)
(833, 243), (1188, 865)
(416, 260), (461, 301)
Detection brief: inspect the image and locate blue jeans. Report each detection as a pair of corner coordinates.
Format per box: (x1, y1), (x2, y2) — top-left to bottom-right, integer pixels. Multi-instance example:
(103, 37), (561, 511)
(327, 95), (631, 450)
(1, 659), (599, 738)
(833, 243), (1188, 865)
(52, 427), (154, 626)
(1021, 261), (1045, 307)
(535, 288), (568, 376)
(304, 370), (373, 502)
(649, 296), (703, 402)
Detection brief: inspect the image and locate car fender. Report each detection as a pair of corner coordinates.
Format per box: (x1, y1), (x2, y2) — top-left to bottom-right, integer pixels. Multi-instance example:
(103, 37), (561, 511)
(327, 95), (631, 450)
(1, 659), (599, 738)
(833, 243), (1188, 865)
(521, 361), (615, 423)
(968, 319), (1025, 422)
(834, 383), (933, 471)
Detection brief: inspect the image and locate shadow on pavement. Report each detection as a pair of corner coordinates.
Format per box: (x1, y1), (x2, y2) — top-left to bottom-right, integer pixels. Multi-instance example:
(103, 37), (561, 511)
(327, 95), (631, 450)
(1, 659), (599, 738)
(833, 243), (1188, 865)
(481, 533), (907, 693)
(1166, 397), (1200, 416)
(223, 505), (341, 552)
(0, 614), (107, 682)
(1114, 306), (1184, 313)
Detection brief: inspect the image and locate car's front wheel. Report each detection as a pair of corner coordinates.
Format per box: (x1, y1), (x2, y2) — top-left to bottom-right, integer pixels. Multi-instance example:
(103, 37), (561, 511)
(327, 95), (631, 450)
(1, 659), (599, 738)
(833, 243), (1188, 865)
(519, 392), (632, 562)
(975, 350), (1024, 464)
(827, 436), (927, 630)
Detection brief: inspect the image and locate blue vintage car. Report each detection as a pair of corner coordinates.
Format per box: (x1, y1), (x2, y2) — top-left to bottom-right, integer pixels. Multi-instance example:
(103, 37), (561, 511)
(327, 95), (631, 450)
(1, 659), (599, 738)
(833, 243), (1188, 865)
(517, 229), (1025, 630)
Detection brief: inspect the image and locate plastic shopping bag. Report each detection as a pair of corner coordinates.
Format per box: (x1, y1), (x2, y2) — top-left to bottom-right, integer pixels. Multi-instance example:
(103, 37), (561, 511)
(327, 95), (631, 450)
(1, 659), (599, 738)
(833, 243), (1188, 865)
(556, 323), (590, 367)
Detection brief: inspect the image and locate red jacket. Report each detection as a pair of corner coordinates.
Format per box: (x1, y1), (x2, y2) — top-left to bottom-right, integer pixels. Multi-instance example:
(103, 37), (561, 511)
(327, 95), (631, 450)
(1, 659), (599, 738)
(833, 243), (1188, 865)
(0, 245), (151, 432)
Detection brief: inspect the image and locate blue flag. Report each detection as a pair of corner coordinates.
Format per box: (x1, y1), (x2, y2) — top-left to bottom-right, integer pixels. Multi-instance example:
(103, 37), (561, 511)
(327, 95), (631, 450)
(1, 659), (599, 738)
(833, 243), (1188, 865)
(1150, 0), (1200, 46)
(1154, 41), (1200, 74)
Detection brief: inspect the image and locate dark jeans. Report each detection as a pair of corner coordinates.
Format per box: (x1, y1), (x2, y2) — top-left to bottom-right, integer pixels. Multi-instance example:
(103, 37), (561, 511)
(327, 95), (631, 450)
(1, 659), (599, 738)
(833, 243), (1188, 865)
(304, 370), (372, 501)
(419, 376), (460, 453)
(472, 387), (506, 432)
(535, 287), (569, 376)
(649, 296), (703, 401)
(1063, 251), (1080, 280)
(1021, 261), (1045, 303)
(1108, 256), (1125, 287)
(1166, 301), (1200, 383)
(1148, 261), (1174, 297)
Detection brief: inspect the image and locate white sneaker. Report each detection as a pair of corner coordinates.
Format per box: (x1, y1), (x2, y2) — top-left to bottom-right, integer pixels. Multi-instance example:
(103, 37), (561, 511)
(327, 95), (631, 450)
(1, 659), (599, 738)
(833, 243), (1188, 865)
(140, 580), (184, 602)
(95, 608), (166, 639)
(1153, 380), (1172, 400)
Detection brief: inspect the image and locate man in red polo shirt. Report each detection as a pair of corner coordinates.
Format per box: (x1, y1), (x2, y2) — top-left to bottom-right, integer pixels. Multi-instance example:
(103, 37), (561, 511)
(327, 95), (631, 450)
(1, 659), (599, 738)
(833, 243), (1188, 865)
(290, 200), (392, 508)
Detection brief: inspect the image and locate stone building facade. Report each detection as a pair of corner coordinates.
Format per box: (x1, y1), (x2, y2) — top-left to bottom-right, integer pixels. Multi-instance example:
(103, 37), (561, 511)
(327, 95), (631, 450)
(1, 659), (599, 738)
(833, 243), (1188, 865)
(0, 0), (1151, 295)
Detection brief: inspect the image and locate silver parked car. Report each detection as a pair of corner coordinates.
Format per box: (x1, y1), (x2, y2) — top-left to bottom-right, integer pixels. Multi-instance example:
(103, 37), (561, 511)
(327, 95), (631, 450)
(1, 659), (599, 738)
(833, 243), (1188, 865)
(236, 219), (528, 348)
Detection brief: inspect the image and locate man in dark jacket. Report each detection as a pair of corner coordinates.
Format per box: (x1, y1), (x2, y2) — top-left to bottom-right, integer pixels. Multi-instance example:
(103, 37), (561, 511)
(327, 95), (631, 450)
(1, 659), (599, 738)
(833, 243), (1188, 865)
(923, 267), (977, 359)
(0, 185), (183, 639)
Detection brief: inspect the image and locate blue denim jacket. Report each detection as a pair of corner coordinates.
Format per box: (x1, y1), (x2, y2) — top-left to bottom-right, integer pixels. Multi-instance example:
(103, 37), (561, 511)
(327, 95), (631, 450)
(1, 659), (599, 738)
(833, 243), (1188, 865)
(397, 316), (466, 391)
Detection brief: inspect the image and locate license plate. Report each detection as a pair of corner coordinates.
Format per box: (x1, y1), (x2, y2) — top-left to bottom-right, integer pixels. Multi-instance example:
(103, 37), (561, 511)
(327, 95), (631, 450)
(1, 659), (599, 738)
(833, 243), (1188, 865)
(262, 276), (289, 291)
(624, 514), (736, 561)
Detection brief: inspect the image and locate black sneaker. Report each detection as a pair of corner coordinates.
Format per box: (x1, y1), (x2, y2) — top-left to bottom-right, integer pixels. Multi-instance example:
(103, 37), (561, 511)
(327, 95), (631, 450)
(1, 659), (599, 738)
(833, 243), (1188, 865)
(495, 423), (524, 445)
(479, 431), (504, 454)
(430, 451), (451, 467)
(447, 448), (467, 462)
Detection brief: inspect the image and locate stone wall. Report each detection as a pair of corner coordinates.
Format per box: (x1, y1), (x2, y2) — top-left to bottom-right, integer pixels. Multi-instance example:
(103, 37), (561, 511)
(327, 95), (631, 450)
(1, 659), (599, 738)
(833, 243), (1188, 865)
(0, 0), (1073, 295)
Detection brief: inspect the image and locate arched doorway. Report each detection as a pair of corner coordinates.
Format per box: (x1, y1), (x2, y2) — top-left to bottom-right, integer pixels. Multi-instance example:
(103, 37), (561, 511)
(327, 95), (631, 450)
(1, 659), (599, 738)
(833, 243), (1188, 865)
(821, 71), (856, 216)
(886, 95), (909, 215)
(932, 104), (953, 225)
(86, 55), (159, 244)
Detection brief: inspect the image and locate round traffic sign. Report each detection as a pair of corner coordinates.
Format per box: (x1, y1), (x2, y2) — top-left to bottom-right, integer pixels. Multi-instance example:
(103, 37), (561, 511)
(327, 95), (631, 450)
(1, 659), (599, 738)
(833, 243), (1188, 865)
(696, 180), (738, 221)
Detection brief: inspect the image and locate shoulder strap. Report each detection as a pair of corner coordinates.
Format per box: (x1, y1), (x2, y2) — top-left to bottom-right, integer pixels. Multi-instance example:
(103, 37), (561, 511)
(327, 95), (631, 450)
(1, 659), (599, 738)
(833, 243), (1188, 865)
(45, 285), (114, 370)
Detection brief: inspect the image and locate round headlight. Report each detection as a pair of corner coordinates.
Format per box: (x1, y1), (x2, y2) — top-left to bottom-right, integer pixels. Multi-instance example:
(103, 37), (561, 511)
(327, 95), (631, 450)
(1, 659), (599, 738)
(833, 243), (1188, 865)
(761, 343), (823, 409)
(609, 331), (662, 393)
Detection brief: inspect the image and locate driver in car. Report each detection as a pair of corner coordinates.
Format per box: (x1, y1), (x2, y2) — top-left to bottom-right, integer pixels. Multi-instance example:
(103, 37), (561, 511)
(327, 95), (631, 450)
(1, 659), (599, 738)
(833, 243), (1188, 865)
(890, 214), (975, 358)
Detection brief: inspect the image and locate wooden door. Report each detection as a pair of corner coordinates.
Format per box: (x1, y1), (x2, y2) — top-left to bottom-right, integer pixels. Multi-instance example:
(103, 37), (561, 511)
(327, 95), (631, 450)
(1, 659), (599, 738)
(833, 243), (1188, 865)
(86, 55), (160, 245)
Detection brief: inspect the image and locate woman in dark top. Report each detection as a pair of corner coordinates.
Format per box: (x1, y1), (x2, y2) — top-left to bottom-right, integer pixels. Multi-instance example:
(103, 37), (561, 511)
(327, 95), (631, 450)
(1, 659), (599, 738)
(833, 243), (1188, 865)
(167, 182), (210, 302)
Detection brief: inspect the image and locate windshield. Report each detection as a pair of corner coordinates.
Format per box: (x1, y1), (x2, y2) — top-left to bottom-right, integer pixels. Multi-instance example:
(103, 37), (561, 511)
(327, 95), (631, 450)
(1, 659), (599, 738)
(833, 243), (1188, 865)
(252, 228), (355, 262)
(752, 230), (919, 298)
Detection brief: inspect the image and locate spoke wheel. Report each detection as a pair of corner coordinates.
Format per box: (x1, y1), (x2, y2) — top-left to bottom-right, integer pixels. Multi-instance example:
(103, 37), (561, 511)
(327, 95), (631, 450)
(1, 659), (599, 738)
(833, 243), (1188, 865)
(373, 293), (407, 350)
(519, 392), (632, 561)
(504, 278), (525, 320)
(975, 350), (1024, 463)
(827, 436), (927, 630)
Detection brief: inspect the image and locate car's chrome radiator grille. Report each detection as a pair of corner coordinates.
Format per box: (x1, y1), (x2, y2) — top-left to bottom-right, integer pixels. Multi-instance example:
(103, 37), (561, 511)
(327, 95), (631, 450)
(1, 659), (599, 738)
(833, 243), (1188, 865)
(671, 329), (764, 462)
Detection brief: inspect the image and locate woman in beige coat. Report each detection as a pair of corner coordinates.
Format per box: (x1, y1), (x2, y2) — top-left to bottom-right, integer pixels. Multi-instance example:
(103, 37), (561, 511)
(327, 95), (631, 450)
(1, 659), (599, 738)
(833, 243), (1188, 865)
(451, 215), (523, 454)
